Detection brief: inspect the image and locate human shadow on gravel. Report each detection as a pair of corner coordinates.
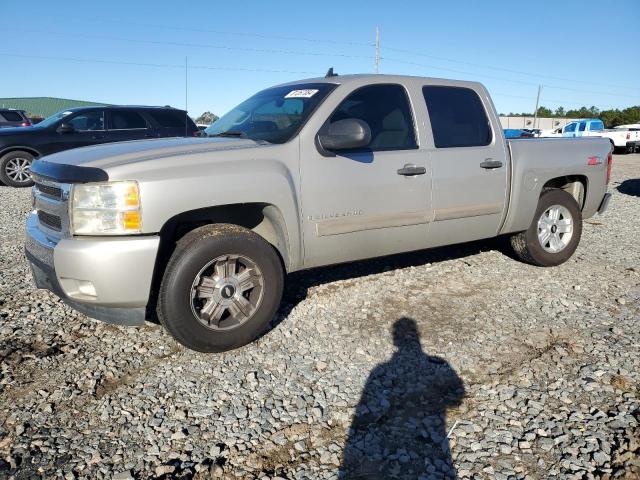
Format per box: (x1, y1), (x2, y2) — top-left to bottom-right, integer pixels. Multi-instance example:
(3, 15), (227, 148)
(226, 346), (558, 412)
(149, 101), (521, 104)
(617, 179), (640, 197)
(339, 317), (465, 479)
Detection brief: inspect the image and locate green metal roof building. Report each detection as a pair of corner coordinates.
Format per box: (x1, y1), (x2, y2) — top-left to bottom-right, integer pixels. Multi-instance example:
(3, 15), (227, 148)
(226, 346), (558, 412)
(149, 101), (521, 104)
(0, 97), (110, 118)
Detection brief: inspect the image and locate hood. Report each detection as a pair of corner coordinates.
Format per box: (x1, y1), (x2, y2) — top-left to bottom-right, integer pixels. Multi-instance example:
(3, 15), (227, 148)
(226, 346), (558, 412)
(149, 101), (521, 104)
(41, 136), (267, 170)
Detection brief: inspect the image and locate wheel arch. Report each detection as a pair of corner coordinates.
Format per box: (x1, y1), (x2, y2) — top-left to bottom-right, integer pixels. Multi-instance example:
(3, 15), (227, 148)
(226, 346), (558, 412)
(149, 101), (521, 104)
(541, 175), (588, 210)
(146, 203), (291, 320)
(501, 174), (588, 235)
(0, 146), (42, 159)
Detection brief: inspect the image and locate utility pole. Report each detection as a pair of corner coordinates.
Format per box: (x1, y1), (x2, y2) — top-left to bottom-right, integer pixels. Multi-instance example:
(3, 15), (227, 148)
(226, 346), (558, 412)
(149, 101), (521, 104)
(533, 84), (542, 129)
(374, 26), (380, 74)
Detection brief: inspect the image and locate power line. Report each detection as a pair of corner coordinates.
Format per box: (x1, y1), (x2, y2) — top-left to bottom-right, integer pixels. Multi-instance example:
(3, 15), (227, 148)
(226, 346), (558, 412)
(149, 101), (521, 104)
(7, 26), (636, 100)
(381, 45), (639, 91)
(491, 92), (619, 109)
(0, 52), (320, 75)
(9, 27), (375, 60)
(382, 57), (640, 100)
(64, 16), (375, 48)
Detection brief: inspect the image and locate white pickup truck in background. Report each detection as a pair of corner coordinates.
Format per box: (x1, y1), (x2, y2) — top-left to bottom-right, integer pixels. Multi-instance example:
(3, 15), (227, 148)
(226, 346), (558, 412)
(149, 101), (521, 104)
(541, 118), (640, 153)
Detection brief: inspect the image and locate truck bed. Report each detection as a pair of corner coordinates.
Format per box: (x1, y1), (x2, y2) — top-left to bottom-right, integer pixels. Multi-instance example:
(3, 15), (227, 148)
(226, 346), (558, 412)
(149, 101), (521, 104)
(501, 137), (611, 234)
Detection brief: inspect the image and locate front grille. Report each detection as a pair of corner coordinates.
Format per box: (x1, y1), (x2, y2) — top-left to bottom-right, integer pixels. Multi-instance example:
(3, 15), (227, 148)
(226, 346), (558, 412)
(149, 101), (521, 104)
(35, 182), (63, 199)
(37, 210), (62, 231)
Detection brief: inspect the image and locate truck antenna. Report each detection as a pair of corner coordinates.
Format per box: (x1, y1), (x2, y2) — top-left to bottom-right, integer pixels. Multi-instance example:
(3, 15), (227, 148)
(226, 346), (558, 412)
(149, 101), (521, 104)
(374, 26), (380, 74)
(325, 67), (338, 78)
(185, 56), (188, 137)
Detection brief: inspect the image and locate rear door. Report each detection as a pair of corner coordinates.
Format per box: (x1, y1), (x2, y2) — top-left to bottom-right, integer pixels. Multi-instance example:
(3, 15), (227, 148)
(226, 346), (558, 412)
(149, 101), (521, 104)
(106, 109), (154, 142)
(421, 84), (509, 247)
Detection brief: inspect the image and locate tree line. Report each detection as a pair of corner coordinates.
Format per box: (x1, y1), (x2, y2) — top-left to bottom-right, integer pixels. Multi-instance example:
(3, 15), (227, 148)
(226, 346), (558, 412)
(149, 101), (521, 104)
(503, 105), (640, 128)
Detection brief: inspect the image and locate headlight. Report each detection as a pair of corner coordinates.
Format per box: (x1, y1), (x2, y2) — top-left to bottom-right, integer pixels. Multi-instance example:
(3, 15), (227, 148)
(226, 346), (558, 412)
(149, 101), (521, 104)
(70, 181), (142, 235)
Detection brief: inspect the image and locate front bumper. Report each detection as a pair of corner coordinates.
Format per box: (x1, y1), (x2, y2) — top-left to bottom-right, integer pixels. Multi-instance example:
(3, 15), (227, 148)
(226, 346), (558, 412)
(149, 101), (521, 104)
(25, 213), (160, 326)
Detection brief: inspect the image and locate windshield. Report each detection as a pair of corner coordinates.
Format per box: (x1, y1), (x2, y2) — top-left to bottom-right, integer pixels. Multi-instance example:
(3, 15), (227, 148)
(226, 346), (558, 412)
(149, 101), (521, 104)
(204, 82), (337, 144)
(36, 110), (74, 128)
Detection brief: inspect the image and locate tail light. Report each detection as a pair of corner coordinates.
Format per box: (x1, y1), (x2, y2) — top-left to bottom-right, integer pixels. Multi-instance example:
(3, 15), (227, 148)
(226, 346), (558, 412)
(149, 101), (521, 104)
(20, 121), (31, 127)
(626, 132), (630, 140)
(606, 152), (613, 184)
(192, 130), (201, 137)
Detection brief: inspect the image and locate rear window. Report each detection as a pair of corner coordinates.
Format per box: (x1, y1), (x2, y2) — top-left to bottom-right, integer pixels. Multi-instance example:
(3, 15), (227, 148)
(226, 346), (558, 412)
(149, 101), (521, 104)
(110, 110), (147, 129)
(147, 110), (186, 128)
(1, 111), (24, 122)
(422, 86), (492, 148)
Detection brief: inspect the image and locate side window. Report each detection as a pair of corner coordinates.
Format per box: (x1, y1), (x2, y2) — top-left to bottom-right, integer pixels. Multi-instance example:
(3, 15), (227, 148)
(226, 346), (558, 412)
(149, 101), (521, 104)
(590, 121), (604, 131)
(67, 111), (105, 131)
(564, 123), (576, 133)
(1, 111), (24, 122)
(579, 122), (587, 132)
(422, 86), (492, 148)
(110, 110), (147, 130)
(147, 110), (186, 128)
(328, 84), (417, 151)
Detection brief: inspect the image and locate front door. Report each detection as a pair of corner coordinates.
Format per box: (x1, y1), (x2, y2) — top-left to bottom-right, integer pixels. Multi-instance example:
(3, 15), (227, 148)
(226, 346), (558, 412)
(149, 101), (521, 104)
(299, 83), (431, 268)
(49, 109), (107, 154)
(420, 85), (509, 247)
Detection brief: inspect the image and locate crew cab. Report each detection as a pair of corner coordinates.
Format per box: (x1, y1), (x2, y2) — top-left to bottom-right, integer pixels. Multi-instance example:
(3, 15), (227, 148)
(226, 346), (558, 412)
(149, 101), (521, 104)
(542, 118), (640, 153)
(25, 74), (613, 352)
(0, 105), (198, 187)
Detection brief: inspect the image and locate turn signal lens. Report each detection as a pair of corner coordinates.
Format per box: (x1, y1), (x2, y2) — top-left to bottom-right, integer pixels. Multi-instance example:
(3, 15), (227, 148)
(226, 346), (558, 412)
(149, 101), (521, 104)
(122, 211), (142, 230)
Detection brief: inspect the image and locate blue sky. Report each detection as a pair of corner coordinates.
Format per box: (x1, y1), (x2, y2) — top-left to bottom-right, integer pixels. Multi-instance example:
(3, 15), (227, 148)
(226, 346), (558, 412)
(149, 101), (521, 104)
(2, 0), (639, 118)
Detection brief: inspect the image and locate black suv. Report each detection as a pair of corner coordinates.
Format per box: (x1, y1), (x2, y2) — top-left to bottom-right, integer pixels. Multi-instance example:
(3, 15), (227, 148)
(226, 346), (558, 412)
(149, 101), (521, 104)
(0, 105), (198, 187)
(0, 109), (31, 129)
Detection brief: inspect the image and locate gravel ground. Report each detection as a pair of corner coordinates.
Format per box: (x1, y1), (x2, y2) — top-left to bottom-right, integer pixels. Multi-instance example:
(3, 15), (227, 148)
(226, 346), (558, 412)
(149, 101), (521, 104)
(0, 155), (638, 480)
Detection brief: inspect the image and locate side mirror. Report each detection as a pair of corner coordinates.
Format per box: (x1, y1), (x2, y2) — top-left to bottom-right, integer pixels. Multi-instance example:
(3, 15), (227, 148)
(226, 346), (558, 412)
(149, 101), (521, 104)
(57, 123), (75, 134)
(318, 119), (371, 151)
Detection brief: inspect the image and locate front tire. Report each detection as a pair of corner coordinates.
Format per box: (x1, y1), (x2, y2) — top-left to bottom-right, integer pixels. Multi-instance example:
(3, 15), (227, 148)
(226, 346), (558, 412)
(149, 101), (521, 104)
(510, 189), (582, 267)
(0, 151), (35, 187)
(157, 224), (284, 353)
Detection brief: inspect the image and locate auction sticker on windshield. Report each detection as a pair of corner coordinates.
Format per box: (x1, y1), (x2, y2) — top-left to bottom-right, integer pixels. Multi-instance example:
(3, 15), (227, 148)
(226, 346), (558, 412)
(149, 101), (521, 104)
(285, 89), (319, 98)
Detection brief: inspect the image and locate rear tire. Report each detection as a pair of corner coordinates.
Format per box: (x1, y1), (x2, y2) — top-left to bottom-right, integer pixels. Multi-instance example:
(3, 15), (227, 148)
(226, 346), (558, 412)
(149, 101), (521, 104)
(0, 151), (35, 187)
(157, 224), (284, 353)
(510, 189), (582, 267)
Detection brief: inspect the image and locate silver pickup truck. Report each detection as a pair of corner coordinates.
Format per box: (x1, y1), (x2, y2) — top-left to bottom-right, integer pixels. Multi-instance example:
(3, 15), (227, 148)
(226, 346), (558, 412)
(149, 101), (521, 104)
(25, 74), (613, 352)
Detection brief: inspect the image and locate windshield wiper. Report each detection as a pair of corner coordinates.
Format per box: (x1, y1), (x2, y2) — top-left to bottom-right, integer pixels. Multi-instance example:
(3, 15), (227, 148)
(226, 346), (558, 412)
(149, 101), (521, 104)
(209, 131), (247, 138)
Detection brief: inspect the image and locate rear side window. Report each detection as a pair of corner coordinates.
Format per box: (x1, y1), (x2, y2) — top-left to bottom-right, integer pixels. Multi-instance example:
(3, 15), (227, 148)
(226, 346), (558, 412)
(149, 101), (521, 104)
(422, 86), (492, 148)
(589, 121), (604, 131)
(147, 110), (186, 128)
(1, 111), (24, 122)
(110, 110), (147, 129)
(329, 84), (417, 151)
(579, 122), (587, 132)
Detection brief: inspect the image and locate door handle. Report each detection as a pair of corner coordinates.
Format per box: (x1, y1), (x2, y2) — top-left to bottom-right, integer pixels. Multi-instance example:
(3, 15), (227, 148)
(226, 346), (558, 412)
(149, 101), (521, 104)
(397, 164), (426, 176)
(480, 159), (503, 169)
